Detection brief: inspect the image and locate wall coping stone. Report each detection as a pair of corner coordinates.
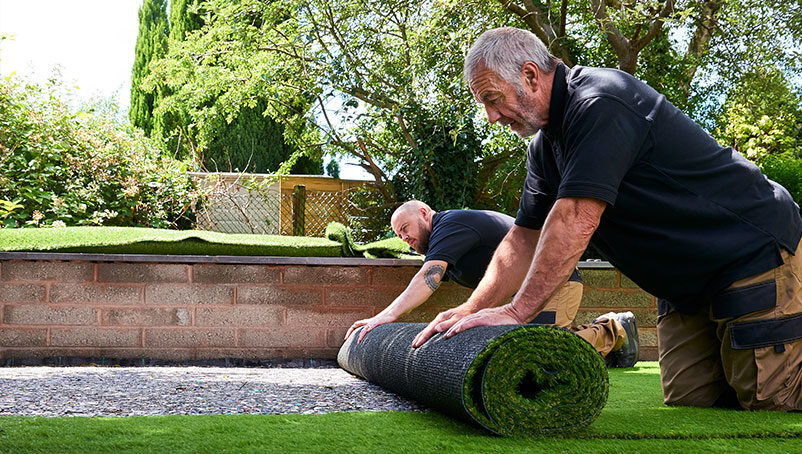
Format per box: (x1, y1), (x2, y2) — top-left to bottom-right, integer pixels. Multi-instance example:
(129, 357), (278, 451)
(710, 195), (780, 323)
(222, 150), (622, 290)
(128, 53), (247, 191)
(0, 251), (614, 269)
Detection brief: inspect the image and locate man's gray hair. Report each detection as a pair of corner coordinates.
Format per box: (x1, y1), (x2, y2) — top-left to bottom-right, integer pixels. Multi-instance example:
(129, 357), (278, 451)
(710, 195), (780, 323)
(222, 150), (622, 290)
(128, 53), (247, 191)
(464, 27), (558, 88)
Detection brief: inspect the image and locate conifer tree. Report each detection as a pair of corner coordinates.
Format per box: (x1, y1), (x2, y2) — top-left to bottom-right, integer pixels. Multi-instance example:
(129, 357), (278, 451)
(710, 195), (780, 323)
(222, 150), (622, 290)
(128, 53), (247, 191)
(168, 0), (203, 43)
(129, 0), (169, 136)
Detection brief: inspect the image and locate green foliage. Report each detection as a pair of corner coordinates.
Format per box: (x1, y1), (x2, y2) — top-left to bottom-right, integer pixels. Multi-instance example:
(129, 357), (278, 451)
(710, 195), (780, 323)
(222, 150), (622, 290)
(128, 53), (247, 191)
(714, 69), (802, 158)
(130, 0), (169, 136)
(145, 0), (318, 174)
(0, 75), (201, 229)
(757, 153), (802, 211)
(168, 0), (204, 42)
(148, 0), (524, 223)
(138, 0), (802, 242)
(325, 160), (340, 178)
(204, 101), (300, 173)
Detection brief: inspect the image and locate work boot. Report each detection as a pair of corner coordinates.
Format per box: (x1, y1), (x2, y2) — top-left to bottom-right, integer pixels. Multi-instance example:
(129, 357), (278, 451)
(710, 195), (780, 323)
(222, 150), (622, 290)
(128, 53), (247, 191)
(595, 311), (640, 368)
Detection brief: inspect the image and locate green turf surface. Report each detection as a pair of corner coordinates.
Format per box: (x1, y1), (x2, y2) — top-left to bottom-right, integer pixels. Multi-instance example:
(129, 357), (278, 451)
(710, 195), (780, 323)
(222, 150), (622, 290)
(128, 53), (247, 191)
(1, 363), (800, 453)
(0, 225), (414, 258)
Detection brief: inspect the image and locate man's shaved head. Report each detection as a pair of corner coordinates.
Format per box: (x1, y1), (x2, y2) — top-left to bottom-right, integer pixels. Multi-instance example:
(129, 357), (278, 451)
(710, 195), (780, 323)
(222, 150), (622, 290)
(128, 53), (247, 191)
(391, 200), (435, 254)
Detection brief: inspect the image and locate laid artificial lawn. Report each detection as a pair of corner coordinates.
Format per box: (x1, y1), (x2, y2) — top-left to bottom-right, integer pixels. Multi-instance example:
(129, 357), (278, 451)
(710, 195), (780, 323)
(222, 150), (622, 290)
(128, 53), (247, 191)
(0, 225), (413, 258)
(1, 363), (800, 453)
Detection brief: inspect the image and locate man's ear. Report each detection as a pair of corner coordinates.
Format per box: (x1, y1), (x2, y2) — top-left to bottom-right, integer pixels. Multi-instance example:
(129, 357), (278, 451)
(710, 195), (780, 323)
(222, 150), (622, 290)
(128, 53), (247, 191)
(521, 61), (540, 90)
(420, 207), (429, 220)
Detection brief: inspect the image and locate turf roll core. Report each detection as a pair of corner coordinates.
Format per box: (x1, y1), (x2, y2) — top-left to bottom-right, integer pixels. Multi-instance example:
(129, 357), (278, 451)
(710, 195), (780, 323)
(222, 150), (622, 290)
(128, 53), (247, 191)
(338, 323), (609, 436)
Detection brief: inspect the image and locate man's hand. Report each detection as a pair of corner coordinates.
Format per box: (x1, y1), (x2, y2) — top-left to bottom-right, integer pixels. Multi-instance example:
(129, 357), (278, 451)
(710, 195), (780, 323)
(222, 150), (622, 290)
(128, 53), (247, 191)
(345, 312), (397, 344)
(444, 304), (524, 338)
(412, 304), (475, 348)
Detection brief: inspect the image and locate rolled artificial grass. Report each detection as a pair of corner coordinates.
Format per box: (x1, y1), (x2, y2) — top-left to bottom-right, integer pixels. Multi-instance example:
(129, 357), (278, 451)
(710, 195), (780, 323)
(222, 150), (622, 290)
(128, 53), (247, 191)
(324, 222), (412, 259)
(338, 323), (609, 436)
(0, 224), (414, 259)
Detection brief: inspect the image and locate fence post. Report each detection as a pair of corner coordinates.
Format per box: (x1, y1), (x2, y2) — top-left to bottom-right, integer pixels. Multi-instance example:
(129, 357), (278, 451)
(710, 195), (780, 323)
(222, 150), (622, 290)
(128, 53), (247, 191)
(292, 184), (306, 236)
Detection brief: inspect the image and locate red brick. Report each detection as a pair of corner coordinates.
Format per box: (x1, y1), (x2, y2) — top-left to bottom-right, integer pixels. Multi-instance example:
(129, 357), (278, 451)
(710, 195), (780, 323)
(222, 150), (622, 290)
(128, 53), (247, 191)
(285, 308), (373, 328)
(51, 328), (140, 347)
(620, 273), (641, 289)
(327, 328), (348, 348)
(325, 288), (397, 307)
(0, 328), (48, 347)
(94, 348), (194, 361)
(196, 306), (283, 327)
(0, 284), (46, 303)
(239, 327), (326, 348)
(193, 264), (280, 284)
(4, 305), (97, 325)
(283, 266), (368, 285)
(639, 328), (657, 347)
(397, 307), (451, 323)
(300, 348), (339, 359)
(426, 284), (476, 308)
(1, 347), (100, 359)
(145, 328), (235, 348)
(1, 261), (93, 282)
(192, 348), (300, 360)
(145, 284), (233, 305)
(641, 346), (658, 361)
(371, 266), (420, 286)
(98, 263), (189, 283)
(580, 289), (654, 308)
(102, 308), (191, 326)
(237, 286), (322, 305)
(50, 284), (142, 304)
(581, 269), (618, 288)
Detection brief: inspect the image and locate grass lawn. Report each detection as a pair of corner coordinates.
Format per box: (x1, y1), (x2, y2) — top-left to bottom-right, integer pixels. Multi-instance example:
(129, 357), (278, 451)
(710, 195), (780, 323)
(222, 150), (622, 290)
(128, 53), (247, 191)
(1, 363), (800, 453)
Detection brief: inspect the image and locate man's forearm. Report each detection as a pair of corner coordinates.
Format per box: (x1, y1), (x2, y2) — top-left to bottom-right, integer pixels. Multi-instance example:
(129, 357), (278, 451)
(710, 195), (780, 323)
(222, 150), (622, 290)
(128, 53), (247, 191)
(380, 261), (445, 318)
(463, 225), (539, 311)
(509, 197), (605, 321)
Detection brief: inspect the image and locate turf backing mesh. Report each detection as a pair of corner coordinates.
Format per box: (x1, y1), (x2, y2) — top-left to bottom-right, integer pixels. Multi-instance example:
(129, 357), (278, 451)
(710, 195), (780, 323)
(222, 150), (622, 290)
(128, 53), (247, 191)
(338, 323), (609, 436)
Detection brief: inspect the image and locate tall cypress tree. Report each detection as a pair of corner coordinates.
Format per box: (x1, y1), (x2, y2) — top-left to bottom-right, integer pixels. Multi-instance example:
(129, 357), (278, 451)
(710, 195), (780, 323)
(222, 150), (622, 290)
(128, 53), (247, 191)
(169, 0), (204, 42)
(129, 0), (169, 136)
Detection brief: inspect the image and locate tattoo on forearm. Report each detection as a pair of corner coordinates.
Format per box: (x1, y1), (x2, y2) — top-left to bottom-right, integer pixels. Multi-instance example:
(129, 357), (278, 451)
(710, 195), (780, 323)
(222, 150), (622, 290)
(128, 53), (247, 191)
(424, 265), (444, 292)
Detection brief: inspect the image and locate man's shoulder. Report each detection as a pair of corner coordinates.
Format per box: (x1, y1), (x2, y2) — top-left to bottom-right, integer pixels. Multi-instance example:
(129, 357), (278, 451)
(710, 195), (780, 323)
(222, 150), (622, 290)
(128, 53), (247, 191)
(567, 65), (659, 106)
(435, 209), (515, 227)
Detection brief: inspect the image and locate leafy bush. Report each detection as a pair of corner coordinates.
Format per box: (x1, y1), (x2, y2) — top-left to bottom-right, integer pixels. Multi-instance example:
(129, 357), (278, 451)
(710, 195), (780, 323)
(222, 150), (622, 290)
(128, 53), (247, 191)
(757, 152), (802, 211)
(0, 75), (202, 229)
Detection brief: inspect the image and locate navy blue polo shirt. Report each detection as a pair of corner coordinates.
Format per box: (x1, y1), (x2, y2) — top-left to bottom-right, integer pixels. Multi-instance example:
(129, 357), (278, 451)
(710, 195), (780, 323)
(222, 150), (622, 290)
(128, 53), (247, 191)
(425, 209), (582, 289)
(515, 63), (802, 313)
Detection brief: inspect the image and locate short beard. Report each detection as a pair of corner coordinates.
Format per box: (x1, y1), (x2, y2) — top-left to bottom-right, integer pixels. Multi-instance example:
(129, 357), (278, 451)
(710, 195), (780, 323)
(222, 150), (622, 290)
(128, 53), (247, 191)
(513, 85), (542, 138)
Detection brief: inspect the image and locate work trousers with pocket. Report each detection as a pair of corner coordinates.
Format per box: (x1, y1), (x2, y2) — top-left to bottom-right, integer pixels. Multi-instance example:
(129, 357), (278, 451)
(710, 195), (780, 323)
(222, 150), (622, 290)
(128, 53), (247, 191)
(531, 280), (625, 357)
(658, 242), (802, 411)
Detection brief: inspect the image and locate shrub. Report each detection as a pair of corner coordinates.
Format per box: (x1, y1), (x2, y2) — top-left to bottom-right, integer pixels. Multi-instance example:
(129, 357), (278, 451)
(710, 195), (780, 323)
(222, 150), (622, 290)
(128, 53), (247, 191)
(757, 152), (802, 211)
(0, 75), (201, 229)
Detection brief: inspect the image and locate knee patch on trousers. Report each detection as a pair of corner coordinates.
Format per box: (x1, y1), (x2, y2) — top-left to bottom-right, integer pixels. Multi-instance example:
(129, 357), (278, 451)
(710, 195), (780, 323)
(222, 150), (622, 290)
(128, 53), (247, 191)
(729, 313), (802, 351)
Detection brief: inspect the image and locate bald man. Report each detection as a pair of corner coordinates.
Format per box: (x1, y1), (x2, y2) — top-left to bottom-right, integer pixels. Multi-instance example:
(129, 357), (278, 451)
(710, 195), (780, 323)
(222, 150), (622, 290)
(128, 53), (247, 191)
(345, 200), (639, 367)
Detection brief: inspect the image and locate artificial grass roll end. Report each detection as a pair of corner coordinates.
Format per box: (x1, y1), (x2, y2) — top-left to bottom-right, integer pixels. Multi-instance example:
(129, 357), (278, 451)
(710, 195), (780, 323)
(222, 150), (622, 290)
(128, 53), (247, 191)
(338, 323), (609, 436)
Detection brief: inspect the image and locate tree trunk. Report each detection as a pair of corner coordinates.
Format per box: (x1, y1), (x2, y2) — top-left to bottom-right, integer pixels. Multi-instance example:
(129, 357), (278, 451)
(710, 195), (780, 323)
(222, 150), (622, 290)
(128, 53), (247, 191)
(679, 0), (725, 102)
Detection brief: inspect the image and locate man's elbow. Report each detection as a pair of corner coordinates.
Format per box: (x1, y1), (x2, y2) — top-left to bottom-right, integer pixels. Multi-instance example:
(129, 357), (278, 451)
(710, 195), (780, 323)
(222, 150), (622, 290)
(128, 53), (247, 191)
(558, 197), (605, 237)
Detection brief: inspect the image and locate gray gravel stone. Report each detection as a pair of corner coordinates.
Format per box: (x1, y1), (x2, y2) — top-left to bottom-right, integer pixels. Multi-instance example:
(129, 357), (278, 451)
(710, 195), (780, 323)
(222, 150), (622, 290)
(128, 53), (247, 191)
(0, 367), (426, 417)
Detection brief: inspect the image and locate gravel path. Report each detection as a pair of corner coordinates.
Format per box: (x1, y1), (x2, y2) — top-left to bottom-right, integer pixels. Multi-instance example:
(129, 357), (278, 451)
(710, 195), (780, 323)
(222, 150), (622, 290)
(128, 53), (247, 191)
(0, 366), (426, 417)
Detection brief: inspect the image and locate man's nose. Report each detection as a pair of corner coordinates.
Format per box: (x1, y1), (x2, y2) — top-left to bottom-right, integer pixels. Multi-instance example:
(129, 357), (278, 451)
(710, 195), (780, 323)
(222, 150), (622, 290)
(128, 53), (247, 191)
(485, 105), (501, 124)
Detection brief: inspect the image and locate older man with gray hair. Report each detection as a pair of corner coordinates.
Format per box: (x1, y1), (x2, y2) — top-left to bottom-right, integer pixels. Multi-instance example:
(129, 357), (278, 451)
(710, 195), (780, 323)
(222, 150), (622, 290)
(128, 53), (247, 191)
(412, 27), (802, 412)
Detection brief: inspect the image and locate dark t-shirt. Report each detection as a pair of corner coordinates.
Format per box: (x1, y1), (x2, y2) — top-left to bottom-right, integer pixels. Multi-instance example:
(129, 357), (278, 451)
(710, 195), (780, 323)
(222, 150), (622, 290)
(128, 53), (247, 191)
(426, 209), (582, 289)
(515, 63), (802, 313)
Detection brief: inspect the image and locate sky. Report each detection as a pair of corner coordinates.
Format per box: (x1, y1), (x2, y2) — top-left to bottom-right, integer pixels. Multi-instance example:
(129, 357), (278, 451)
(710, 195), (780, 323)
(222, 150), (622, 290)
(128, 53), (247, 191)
(0, 0), (370, 179)
(0, 0), (140, 110)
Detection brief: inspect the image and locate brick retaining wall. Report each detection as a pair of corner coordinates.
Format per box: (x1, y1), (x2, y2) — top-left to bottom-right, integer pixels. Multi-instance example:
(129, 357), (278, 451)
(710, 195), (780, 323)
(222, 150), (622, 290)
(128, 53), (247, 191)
(0, 254), (657, 363)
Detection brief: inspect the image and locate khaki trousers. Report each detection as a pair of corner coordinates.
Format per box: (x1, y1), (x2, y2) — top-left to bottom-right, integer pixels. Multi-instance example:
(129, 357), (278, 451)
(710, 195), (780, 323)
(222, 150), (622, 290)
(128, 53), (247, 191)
(658, 242), (802, 411)
(532, 280), (625, 357)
